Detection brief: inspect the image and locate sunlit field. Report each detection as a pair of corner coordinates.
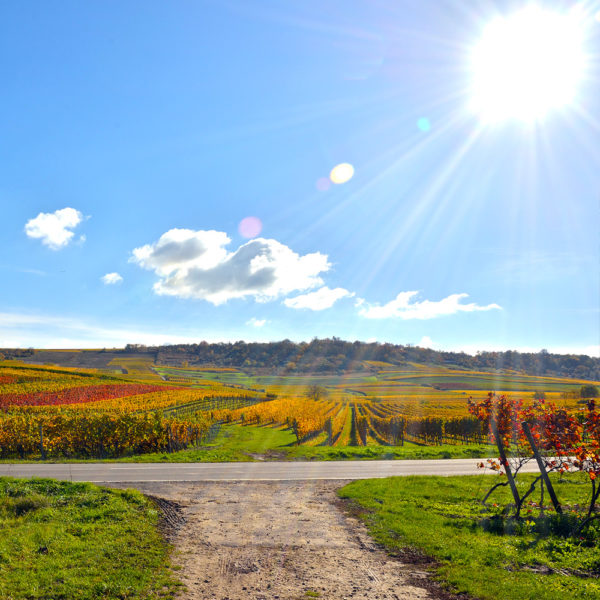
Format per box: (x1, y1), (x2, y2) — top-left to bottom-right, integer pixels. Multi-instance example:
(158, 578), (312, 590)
(1, 357), (596, 460)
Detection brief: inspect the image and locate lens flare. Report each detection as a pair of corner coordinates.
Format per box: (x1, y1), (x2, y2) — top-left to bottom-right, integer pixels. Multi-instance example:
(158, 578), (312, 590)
(417, 117), (431, 132)
(315, 177), (331, 191)
(238, 216), (262, 239)
(329, 163), (355, 185)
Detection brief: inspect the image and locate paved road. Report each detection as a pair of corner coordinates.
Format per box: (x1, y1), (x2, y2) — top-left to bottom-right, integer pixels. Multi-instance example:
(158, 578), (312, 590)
(0, 459), (541, 483)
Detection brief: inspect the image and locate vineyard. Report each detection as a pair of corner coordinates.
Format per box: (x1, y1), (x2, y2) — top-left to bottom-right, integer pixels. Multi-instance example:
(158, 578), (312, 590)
(0, 364), (268, 459)
(1, 359), (598, 459)
(210, 360), (596, 448)
(217, 398), (488, 447)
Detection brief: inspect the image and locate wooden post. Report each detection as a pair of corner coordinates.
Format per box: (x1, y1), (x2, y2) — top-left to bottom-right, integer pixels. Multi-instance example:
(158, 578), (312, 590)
(39, 424), (46, 460)
(521, 421), (562, 514)
(490, 417), (521, 508)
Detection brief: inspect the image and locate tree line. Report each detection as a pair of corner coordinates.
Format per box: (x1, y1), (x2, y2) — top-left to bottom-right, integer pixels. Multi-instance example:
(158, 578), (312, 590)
(124, 339), (599, 380)
(2, 339), (598, 380)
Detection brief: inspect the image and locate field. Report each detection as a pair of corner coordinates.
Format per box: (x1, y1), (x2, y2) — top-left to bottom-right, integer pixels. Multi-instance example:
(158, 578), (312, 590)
(0, 363), (265, 459)
(0, 357), (597, 461)
(2, 357), (599, 600)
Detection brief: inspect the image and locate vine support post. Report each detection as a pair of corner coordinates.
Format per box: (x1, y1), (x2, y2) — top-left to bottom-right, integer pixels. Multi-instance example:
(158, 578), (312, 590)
(326, 418), (333, 446)
(490, 417), (521, 509)
(521, 421), (562, 514)
(39, 424), (46, 460)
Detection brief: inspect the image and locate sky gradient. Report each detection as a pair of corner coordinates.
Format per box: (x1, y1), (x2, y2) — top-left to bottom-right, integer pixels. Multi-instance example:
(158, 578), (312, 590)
(1, 0), (599, 355)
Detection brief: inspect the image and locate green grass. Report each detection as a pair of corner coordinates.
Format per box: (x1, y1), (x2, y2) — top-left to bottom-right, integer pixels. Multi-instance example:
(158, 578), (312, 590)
(124, 423), (296, 462)
(156, 367), (379, 388)
(118, 425), (492, 462)
(284, 442), (492, 461)
(339, 474), (600, 600)
(0, 477), (178, 599)
(378, 373), (584, 392)
(156, 365), (588, 393)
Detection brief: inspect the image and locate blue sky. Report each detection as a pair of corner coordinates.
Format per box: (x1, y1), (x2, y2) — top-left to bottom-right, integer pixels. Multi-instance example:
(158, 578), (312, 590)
(1, 0), (599, 354)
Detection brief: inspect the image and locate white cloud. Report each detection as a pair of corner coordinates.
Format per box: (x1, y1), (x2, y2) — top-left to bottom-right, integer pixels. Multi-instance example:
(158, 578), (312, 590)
(284, 286), (354, 311)
(419, 335), (435, 348)
(131, 228), (231, 276)
(25, 207), (85, 250)
(246, 317), (267, 328)
(358, 291), (501, 320)
(101, 272), (123, 285)
(130, 228), (330, 305)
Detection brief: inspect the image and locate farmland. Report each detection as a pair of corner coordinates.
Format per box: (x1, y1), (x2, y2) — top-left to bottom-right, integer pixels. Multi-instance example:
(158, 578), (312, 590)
(2, 355), (600, 600)
(1, 356), (597, 461)
(0, 363), (264, 459)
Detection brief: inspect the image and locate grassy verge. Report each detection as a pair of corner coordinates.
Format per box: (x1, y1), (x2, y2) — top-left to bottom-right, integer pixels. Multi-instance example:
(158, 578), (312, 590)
(284, 441), (492, 461)
(0, 424), (493, 463)
(339, 474), (600, 600)
(0, 477), (178, 599)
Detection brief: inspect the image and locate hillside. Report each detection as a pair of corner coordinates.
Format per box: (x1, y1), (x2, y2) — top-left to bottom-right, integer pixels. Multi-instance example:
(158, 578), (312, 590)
(2, 339), (598, 380)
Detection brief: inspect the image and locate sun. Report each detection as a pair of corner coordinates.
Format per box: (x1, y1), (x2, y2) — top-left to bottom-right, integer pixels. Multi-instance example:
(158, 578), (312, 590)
(470, 6), (587, 122)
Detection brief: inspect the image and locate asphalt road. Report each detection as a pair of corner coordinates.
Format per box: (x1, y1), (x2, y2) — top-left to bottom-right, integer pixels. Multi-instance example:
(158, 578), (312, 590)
(0, 459), (542, 483)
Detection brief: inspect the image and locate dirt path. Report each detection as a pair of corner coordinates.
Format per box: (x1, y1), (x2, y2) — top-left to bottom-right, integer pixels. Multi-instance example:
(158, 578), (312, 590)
(119, 481), (437, 600)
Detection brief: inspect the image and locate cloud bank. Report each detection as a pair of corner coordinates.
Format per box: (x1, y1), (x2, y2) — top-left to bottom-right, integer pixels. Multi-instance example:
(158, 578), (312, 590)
(128, 229), (503, 322)
(0, 310), (596, 356)
(358, 291), (501, 320)
(25, 207), (85, 250)
(131, 228), (330, 305)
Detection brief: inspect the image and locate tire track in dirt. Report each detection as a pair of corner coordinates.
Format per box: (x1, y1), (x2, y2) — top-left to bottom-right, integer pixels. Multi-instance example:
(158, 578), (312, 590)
(118, 481), (437, 600)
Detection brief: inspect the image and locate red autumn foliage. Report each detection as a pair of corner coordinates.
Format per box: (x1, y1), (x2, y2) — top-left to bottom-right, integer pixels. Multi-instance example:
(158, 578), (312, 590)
(0, 383), (178, 410)
(468, 393), (600, 526)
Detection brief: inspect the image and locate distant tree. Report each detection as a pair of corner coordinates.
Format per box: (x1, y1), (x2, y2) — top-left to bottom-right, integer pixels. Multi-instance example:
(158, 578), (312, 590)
(581, 385), (599, 399)
(533, 390), (546, 400)
(306, 384), (327, 401)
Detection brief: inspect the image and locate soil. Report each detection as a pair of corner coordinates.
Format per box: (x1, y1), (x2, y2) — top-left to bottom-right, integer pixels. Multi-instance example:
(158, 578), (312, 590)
(112, 480), (450, 600)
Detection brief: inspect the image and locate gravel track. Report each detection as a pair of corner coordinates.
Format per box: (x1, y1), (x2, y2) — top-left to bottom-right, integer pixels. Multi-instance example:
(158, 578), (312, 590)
(114, 481), (439, 600)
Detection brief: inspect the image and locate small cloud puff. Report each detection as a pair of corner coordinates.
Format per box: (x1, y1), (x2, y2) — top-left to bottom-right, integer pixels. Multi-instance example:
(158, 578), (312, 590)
(25, 207), (85, 250)
(418, 336), (435, 348)
(102, 272), (123, 285)
(246, 317), (267, 328)
(284, 286), (354, 311)
(358, 292), (501, 320)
